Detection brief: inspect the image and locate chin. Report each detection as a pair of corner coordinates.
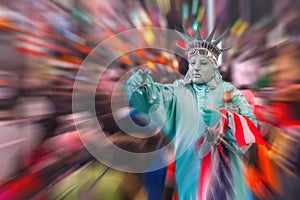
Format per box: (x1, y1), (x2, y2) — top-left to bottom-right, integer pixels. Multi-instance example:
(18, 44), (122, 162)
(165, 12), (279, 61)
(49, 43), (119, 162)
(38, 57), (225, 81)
(192, 79), (204, 84)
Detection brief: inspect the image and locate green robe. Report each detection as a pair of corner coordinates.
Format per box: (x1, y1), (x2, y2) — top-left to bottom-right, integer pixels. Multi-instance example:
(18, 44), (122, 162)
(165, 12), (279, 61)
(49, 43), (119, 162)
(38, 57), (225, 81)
(126, 72), (256, 200)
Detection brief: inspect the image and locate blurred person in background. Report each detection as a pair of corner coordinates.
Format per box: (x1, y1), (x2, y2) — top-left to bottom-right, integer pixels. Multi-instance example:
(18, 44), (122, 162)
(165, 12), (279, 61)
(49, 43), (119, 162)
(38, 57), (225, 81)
(270, 43), (300, 126)
(0, 70), (21, 182)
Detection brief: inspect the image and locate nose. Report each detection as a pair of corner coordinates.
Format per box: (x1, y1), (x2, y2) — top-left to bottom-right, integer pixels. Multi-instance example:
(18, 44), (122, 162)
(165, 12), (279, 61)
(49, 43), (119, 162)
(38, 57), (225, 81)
(193, 64), (200, 71)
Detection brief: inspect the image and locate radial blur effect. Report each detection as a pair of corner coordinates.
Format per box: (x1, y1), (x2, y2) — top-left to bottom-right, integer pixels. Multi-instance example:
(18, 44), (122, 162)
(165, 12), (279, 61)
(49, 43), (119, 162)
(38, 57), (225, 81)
(0, 0), (299, 199)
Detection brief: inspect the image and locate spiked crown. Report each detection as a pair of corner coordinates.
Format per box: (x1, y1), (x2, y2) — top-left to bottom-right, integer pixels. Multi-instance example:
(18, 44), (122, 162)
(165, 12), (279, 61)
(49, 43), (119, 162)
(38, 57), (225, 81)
(177, 27), (229, 62)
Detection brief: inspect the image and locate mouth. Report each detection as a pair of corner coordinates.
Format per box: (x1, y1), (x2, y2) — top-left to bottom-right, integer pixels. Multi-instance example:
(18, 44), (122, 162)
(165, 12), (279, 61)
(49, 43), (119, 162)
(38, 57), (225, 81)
(192, 74), (201, 78)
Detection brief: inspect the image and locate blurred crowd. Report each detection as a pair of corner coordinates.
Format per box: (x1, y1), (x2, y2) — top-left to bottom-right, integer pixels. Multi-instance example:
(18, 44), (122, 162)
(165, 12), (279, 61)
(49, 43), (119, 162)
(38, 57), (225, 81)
(0, 0), (299, 199)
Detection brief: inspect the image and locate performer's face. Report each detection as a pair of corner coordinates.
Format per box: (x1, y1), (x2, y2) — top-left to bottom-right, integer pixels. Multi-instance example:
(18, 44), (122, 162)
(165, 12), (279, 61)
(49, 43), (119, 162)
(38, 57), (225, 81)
(188, 53), (218, 84)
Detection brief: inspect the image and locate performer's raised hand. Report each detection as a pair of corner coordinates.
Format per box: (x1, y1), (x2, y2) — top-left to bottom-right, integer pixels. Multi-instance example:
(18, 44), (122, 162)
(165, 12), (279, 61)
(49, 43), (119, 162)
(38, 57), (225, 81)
(127, 69), (151, 90)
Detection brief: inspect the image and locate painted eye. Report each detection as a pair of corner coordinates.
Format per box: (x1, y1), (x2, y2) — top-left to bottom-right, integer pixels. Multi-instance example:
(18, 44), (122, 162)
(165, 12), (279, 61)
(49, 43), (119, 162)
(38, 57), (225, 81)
(190, 61), (196, 65)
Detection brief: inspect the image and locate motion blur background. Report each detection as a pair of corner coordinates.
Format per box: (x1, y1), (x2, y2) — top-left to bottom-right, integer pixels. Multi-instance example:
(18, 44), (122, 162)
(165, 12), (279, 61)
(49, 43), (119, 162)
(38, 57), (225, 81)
(0, 0), (299, 199)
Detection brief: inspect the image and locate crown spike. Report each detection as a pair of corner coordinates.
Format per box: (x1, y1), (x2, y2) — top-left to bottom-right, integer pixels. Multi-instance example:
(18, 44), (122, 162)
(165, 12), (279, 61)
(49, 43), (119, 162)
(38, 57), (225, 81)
(196, 24), (203, 40)
(220, 47), (231, 51)
(213, 28), (229, 45)
(206, 25), (216, 42)
(175, 25), (229, 60)
(196, 30), (203, 40)
(175, 30), (191, 43)
(182, 26), (194, 39)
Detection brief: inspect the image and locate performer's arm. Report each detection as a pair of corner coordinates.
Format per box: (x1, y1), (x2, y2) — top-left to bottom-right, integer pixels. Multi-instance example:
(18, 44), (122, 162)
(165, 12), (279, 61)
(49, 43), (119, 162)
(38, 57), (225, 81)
(232, 88), (257, 125)
(225, 87), (268, 150)
(126, 70), (176, 138)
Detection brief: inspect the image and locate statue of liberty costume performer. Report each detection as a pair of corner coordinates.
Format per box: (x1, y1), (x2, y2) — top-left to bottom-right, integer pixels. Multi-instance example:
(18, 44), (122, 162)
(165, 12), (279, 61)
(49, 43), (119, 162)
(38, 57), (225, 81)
(126, 28), (269, 200)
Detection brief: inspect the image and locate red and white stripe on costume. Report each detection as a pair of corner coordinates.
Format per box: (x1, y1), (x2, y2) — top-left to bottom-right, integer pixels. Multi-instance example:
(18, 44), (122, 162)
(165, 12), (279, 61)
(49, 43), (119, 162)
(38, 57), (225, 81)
(197, 109), (271, 200)
(219, 108), (270, 149)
